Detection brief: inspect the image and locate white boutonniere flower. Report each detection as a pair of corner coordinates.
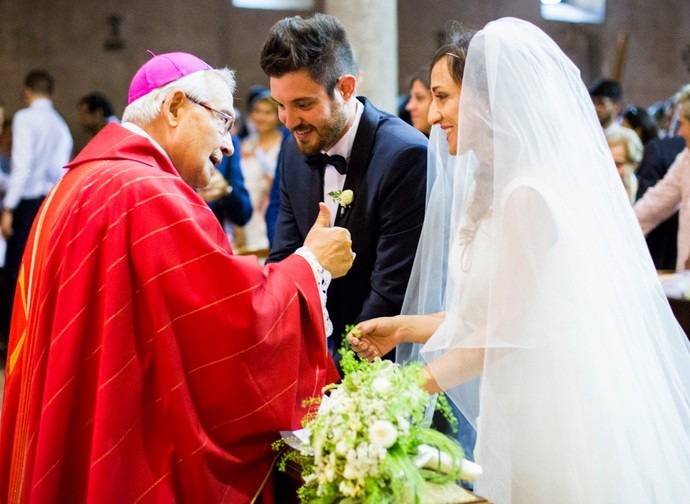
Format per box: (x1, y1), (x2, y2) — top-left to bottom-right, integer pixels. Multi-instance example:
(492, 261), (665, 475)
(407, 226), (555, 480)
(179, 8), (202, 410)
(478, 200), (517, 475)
(328, 189), (354, 208)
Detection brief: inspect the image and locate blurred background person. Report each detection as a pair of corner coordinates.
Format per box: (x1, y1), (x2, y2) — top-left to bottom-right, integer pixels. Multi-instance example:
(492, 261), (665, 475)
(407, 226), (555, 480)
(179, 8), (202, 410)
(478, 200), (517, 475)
(1, 69), (73, 332)
(634, 83), (690, 271)
(650, 97), (682, 138)
(404, 67), (432, 137)
(0, 117), (11, 218)
(235, 84), (268, 139)
(196, 138), (253, 240)
(0, 103), (8, 183)
(621, 104), (659, 146)
(0, 117), (11, 179)
(77, 92), (119, 139)
(233, 86), (285, 257)
(606, 126), (643, 203)
(589, 77), (623, 135)
(635, 93), (686, 270)
(0, 110), (9, 359)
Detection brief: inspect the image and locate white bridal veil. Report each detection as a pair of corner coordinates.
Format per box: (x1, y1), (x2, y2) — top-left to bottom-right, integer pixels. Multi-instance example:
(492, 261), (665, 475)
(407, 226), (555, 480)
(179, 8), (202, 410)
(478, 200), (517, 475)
(404, 17), (690, 503)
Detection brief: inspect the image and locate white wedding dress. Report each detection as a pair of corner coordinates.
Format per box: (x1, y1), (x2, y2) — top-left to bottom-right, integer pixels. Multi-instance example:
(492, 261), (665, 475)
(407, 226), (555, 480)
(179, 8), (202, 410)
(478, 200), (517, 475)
(404, 18), (690, 504)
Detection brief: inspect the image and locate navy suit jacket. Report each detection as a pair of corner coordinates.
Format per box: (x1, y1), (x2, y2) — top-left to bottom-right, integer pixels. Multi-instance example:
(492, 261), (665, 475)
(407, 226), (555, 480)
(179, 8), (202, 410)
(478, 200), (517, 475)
(267, 97), (427, 351)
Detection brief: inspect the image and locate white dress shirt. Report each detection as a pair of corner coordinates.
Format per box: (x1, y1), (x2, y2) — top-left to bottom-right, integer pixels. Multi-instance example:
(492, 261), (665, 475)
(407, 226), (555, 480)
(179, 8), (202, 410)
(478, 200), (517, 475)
(4, 98), (73, 209)
(323, 100), (364, 226)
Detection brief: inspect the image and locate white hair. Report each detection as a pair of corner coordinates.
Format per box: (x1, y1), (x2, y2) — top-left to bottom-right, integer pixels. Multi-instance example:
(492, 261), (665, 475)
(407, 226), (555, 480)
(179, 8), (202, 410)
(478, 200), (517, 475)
(606, 127), (643, 165)
(122, 68), (236, 124)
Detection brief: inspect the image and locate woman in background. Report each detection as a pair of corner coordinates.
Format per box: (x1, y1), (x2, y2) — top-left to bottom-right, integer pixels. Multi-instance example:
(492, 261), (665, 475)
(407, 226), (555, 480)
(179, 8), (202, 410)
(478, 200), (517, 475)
(634, 84), (690, 271)
(234, 87), (285, 257)
(405, 67), (433, 137)
(606, 126), (643, 203)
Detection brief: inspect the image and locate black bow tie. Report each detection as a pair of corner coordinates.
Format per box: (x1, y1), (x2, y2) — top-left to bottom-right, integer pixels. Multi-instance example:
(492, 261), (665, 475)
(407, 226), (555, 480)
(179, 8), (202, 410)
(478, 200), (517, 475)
(305, 153), (349, 175)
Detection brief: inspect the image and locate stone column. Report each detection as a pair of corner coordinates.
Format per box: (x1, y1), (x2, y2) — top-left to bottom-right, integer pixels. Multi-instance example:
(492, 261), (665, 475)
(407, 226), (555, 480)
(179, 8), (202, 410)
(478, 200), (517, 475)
(324, 0), (398, 114)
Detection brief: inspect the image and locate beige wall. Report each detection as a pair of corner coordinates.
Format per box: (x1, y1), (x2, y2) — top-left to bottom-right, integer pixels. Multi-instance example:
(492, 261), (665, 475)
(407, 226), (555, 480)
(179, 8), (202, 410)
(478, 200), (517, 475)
(1, 0), (689, 152)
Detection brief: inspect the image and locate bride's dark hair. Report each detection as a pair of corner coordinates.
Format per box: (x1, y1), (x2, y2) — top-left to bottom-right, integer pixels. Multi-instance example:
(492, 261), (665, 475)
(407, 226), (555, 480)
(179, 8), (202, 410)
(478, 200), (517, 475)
(429, 25), (475, 86)
(431, 26), (493, 247)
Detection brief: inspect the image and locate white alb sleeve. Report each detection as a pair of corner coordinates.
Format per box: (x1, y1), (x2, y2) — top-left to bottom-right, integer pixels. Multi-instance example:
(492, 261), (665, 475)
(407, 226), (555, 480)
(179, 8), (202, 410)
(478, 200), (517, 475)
(295, 246), (333, 337)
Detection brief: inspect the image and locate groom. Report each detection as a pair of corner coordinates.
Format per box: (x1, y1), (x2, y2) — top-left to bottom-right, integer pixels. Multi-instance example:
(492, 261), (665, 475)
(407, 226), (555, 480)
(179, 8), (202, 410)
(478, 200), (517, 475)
(260, 13), (427, 362)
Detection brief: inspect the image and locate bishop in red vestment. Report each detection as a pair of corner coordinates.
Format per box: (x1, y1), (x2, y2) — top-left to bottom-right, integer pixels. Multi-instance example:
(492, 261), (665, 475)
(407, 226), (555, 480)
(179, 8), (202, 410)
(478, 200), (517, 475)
(0, 52), (349, 503)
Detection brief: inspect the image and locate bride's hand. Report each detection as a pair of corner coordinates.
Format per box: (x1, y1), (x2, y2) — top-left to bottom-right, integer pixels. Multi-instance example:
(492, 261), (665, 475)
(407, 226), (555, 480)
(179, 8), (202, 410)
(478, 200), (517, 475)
(346, 316), (405, 361)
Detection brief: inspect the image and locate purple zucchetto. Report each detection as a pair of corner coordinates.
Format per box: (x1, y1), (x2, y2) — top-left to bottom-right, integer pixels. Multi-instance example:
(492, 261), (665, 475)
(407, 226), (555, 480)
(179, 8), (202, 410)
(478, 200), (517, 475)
(127, 51), (212, 104)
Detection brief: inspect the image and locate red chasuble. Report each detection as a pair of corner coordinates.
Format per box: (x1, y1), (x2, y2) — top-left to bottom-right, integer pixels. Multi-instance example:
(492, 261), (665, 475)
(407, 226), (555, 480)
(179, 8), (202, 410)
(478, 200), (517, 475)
(0, 123), (337, 503)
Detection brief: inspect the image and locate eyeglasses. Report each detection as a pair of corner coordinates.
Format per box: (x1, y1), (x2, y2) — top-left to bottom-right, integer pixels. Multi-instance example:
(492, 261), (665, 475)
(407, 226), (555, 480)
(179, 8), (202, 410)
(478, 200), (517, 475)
(187, 97), (235, 136)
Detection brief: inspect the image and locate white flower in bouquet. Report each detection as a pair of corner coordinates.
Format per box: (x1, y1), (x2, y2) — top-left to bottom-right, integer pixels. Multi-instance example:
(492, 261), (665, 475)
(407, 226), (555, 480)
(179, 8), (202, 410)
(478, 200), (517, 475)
(372, 376), (392, 393)
(397, 414), (411, 435)
(369, 420), (398, 448)
(335, 440), (349, 456)
(323, 467), (335, 483)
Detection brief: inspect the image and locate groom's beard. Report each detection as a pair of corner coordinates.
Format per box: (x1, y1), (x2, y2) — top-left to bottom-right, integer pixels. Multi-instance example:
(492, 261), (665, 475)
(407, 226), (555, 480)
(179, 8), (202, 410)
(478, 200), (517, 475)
(291, 100), (348, 155)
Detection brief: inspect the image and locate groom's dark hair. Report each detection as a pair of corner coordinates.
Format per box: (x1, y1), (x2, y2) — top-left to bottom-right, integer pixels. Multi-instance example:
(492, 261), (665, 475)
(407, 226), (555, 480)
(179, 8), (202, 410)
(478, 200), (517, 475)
(260, 13), (357, 99)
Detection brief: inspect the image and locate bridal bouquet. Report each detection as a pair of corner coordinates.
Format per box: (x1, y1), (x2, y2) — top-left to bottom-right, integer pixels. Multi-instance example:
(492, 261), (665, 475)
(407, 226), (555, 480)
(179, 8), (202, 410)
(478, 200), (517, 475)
(277, 347), (480, 503)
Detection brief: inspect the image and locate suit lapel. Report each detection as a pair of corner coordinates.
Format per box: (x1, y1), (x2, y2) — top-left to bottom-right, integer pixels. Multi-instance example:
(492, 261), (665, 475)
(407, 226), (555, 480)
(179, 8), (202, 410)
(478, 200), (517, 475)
(335, 97), (378, 227)
(307, 160), (324, 228)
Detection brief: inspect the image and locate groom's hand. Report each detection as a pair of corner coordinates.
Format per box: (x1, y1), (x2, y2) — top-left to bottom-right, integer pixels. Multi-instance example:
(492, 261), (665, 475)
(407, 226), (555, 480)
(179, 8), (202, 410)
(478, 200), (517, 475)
(304, 203), (354, 279)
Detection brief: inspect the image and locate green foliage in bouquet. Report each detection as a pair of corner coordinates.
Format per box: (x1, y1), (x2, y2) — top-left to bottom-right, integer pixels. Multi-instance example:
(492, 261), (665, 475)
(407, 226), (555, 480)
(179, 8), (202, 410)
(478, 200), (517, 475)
(276, 331), (465, 503)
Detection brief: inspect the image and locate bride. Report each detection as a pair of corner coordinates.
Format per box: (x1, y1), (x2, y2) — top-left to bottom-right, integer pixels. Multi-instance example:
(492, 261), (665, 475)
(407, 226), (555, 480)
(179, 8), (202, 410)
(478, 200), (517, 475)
(348, 17), (690, 503)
